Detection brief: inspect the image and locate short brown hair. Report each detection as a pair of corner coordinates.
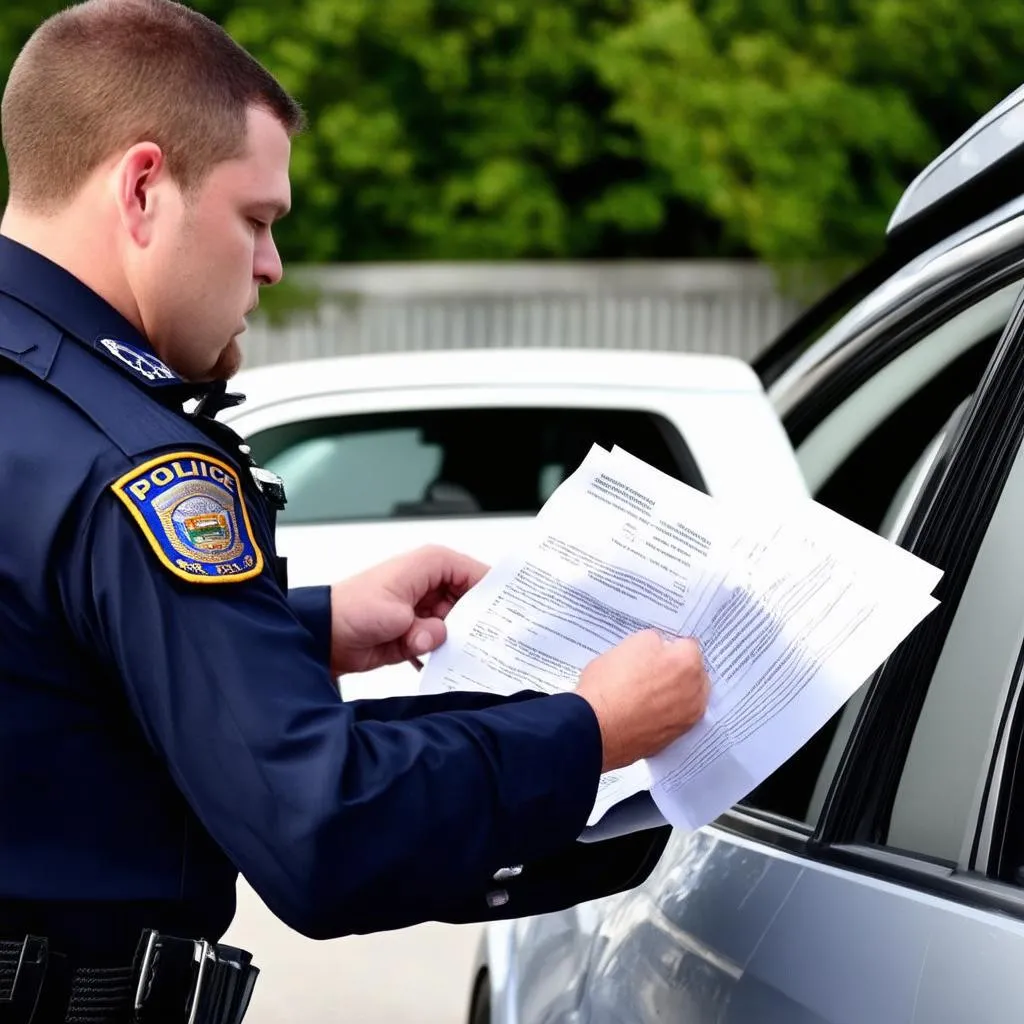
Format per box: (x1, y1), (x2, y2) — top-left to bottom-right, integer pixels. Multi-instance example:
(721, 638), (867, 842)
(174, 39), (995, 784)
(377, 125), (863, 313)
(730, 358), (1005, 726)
(1, 0), (305, 212)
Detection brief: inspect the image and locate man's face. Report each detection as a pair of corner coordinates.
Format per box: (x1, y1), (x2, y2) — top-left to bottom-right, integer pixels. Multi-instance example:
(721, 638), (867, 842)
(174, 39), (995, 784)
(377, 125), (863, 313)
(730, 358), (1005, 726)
(132, 106), (291, 381)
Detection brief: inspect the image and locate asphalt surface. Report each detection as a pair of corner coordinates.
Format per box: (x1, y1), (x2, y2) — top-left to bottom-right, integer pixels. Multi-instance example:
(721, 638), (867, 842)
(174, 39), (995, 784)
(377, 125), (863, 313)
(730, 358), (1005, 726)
(221, 878), (483, 1023)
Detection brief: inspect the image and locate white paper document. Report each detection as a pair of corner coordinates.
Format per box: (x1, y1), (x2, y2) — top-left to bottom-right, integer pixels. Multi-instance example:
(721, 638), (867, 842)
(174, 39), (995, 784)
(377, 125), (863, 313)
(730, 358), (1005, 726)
(419, 444), (942, 840)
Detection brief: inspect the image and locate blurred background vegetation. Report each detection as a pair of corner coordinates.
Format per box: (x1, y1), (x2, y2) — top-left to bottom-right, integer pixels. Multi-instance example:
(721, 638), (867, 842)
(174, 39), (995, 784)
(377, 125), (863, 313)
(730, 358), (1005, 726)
(3, 0), (1024, 277)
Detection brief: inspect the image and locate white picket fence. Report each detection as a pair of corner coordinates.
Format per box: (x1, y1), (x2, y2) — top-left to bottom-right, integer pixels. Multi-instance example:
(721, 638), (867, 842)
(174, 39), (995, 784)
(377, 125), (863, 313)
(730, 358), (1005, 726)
(242, 260), (806, 367)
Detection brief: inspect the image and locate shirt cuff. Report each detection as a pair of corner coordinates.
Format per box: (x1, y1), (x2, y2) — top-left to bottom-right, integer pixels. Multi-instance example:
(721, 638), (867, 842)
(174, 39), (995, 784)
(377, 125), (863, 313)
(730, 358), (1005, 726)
(486, 690), (604, 859)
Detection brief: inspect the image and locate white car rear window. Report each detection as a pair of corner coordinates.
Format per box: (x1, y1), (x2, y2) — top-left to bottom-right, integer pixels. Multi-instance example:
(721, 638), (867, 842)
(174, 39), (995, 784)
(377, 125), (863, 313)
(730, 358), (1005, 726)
(247, 406), (700, 523)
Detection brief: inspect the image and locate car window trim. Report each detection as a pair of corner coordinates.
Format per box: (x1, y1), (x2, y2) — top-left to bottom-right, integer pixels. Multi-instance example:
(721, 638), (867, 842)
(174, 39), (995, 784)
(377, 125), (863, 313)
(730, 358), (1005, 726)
(713, 806), (812, 855)
(713, 820), (1024, 921)
(814, 285), (1024, 852)
(758, 186), (1024, 393)
(982, 616), (1024, 880)
(818, 844), (1024, 920)
(649, 416), (709, 495)
(770, 206), (1024, 412)
(782, 252), (1024, 447)
(752, 249), (901, 388)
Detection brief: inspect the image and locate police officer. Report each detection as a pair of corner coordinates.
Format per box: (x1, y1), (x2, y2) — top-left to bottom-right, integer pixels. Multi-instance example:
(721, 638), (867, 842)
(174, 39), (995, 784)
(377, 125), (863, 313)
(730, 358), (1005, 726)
(0, 1), (710, 1021)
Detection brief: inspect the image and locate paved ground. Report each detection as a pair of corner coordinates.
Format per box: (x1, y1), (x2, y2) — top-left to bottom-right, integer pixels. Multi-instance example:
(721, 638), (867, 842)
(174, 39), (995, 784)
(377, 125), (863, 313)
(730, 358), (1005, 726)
(221, 878), (483, 1024)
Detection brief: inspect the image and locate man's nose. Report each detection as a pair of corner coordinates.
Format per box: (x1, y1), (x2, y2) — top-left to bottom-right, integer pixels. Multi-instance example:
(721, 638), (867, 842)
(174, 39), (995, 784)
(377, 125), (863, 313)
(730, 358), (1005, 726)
(254, 234), (283, 286)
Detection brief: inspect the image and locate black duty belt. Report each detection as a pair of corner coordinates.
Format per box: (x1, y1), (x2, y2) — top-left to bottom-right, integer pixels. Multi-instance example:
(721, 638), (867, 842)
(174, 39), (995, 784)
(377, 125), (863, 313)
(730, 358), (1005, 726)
(0, 930), (258, 1023)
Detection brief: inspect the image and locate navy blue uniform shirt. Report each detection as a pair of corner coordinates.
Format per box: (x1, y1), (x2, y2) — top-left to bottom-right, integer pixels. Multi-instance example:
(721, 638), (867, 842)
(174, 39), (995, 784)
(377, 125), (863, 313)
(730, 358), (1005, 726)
(0, 236), (650, 958)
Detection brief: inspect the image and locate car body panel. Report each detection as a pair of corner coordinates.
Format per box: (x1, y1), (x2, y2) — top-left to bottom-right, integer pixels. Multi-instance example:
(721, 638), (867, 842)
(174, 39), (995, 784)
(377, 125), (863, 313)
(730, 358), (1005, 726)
(575, 825), (1024, 1024)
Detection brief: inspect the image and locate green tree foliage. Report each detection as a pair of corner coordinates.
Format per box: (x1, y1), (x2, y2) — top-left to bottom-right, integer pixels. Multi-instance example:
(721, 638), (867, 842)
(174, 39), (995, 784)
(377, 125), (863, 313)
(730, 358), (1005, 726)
(199, 0), (705, 262)
(3, 0), (1024, 270)
(595, 0), (1024, 269)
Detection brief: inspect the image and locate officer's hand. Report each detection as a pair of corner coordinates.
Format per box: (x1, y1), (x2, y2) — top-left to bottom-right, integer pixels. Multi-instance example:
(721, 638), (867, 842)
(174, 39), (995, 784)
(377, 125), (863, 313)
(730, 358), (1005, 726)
(329, 545), (489, 675)
(575, 630), (710, 773)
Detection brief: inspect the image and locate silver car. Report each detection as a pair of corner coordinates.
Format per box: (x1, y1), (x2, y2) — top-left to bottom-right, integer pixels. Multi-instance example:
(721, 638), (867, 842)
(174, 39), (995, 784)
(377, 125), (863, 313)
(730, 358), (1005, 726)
(470, 83), (1024, 1024)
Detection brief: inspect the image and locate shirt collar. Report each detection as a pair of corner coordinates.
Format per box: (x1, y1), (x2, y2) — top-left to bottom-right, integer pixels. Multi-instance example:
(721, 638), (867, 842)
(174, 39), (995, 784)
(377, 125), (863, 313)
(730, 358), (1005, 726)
(0, 234), (221, 406)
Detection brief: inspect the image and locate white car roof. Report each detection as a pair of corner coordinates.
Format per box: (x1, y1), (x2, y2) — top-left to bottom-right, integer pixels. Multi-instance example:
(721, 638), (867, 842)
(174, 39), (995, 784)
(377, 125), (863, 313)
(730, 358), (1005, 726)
(228, 347), (764, 408)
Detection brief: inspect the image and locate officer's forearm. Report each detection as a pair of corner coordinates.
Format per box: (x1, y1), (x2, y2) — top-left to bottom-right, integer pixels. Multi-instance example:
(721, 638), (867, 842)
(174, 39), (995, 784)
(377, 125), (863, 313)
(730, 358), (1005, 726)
(344, 687), (542, 723)
(243, 691), (603, 939)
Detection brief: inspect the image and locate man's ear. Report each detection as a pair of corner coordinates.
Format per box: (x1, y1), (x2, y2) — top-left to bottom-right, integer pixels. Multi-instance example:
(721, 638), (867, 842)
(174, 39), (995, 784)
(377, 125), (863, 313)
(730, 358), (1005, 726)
(112, 142), (168, 247)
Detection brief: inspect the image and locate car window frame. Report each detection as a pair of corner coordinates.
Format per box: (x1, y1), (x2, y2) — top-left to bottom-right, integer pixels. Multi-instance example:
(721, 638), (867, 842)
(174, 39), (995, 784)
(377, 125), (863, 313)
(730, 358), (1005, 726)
(780, 246), (1024, 449)
(805, 285), (1024, 914)
(722, 258), (1024, 834)
(755, 196), (1024, 393)
(972, 620), (1024, 883)
(817, 287), (1024, 842)
(793, 281), (1017, 495)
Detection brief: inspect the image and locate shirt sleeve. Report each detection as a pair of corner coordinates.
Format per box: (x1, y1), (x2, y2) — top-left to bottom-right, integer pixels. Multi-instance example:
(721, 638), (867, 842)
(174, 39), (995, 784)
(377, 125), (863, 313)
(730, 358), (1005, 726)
(286, 585), (332, 664)
(59, 481), (603, 940)
(283, 585), (536, 722)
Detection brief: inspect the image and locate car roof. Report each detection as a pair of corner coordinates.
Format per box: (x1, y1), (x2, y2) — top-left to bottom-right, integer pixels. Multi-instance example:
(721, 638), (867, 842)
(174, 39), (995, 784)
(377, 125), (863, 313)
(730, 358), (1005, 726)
(228, 347), (765, 408)
(888, 82), (1024, 240)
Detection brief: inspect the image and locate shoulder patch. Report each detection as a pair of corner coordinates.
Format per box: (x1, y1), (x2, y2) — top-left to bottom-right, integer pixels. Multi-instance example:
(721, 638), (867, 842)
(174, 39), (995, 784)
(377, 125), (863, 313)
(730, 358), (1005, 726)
(111, 451), (264, 584)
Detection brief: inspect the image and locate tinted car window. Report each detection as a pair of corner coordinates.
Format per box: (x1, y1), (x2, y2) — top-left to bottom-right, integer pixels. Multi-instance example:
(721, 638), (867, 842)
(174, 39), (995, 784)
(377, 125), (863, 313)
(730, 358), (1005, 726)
(741, 394), (1022, 850)
(885, 435), (1024, 862)
(737, 281), (1014, 826)
(799, 279), (1018, 534)
(247, 407), (700, 524)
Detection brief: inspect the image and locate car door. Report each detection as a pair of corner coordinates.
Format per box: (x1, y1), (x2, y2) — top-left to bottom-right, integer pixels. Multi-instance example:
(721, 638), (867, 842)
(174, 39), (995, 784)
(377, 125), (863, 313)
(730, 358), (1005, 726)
(564, 267), (1024, 1024)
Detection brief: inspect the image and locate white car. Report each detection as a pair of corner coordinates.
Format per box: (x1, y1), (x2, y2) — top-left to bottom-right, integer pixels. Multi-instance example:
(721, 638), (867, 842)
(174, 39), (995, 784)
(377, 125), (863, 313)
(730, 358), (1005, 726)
(222, 348), (808, 700)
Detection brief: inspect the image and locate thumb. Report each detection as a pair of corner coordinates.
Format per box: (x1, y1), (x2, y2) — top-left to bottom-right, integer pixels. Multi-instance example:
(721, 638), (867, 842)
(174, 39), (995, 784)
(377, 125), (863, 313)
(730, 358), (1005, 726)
(401, 617), (447, 659)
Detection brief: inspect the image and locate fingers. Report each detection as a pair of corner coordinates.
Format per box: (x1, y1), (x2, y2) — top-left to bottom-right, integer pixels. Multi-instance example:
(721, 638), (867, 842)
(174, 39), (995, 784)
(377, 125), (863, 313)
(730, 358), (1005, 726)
(400, 616), (447, 660)
(416, 591), (459, 620)
(667, 635), (705, 669)
(415, 545), (490, 595)
(412, 547), (491, 620)
(575, 629), (710, 772)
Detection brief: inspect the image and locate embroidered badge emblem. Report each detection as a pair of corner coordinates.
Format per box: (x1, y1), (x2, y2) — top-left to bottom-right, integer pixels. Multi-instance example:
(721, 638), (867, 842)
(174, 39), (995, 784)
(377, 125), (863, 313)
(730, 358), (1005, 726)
(111, 451), (264, 583)
(98, 338), (178, 382)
